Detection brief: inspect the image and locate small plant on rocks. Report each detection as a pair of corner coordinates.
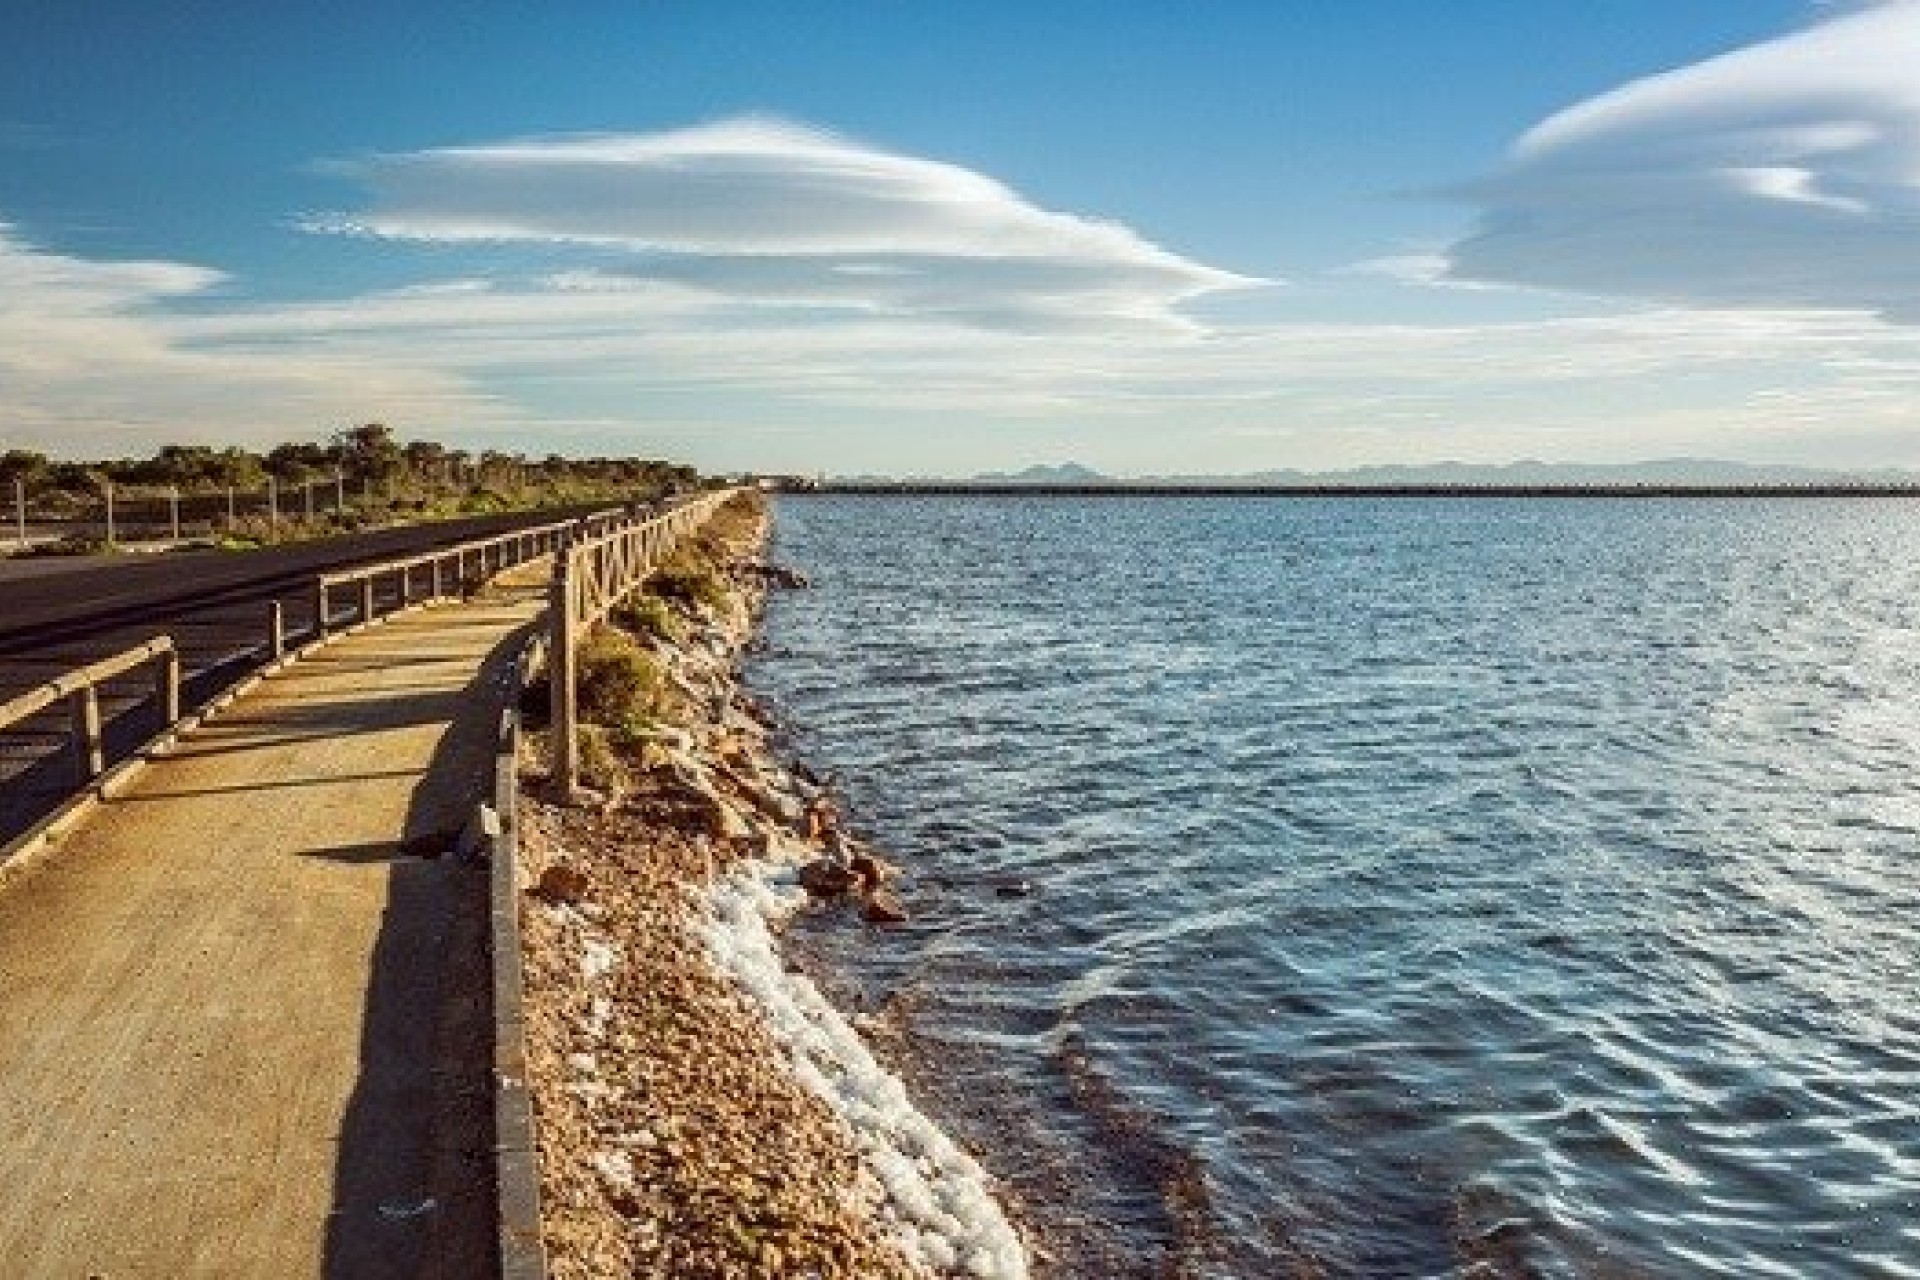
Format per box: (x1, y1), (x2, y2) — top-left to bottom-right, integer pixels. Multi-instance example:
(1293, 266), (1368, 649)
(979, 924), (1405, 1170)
(649, 564), (729, 614)
(577, 625), (671, 728)
(612, 592), (683, 644)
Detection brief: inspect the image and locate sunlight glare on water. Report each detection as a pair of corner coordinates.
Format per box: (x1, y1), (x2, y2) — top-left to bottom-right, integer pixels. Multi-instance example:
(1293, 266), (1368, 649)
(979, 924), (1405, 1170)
(750, 496), (1920, 1279)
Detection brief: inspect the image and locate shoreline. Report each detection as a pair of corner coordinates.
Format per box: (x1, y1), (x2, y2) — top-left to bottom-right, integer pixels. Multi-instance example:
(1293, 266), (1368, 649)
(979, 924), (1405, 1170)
(513, 493), (1029, 1278)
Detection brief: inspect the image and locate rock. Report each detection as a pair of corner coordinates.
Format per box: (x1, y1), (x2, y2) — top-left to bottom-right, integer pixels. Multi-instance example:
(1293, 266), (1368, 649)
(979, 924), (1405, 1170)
(534, 861), (592, 904)
(767, 790), (806, 826)
(746, 561), (811, 589)
(847, 851), (895, 892)
(651, 726), (696, 755)
(993, 879), (1034, 898)
(862, 889), (909, 925)
(798, 858), (858, 898)
(710, 800), (755, 841)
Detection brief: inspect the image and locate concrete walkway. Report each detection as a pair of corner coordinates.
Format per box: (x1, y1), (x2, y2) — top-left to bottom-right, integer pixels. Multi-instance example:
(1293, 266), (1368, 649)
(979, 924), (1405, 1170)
(0, 574), (546, 1278)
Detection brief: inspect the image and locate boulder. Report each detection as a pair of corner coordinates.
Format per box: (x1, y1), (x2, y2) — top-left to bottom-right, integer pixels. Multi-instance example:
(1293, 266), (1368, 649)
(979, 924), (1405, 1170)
(533, 861), (592, 905)
(847, 851), (896, 892)
(798, 858), (858, 898)
(862, 889), (909, 925)
(700, 796), (755, 841)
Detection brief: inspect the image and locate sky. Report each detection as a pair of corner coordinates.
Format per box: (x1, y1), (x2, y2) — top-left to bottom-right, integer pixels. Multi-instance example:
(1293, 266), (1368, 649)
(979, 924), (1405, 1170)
(3, 0), (1919, 476)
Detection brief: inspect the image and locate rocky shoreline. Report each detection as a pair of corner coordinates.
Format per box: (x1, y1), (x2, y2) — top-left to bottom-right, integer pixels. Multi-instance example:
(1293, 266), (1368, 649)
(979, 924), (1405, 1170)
(514, 492), (1027, 1279)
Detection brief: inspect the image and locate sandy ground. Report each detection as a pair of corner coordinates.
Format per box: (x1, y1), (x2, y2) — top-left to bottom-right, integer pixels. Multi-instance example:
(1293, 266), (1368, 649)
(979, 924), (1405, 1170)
(0, 573), (545, 1278)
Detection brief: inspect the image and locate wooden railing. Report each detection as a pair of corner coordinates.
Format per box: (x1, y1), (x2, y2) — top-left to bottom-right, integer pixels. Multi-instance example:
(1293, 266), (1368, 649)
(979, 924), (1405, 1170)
(313, 509), (625, 637)
(0, 638), (181, 785)
(547, 490), (741, 794)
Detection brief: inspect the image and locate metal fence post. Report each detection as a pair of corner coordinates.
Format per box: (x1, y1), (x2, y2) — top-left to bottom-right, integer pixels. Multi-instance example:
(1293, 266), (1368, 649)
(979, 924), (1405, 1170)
(169, 486), (180, 541)
(70, 687), (103, 783)
(314, 579), (330, 640)
(104, 483), (116, 545)
(361, 576), (376, 625)
(431, 556), (444, 600)
(14, 478), (25, 548)
(268, 600), (285, 661)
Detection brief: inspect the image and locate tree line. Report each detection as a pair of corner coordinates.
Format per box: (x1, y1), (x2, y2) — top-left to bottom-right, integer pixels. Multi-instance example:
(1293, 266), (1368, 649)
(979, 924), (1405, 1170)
(0, 424), (700, 499)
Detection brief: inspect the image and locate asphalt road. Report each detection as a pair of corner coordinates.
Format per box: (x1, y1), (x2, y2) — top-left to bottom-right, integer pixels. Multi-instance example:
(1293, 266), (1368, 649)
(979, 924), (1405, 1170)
(0, 504), (602, 841)
(0, 505), (602, 657)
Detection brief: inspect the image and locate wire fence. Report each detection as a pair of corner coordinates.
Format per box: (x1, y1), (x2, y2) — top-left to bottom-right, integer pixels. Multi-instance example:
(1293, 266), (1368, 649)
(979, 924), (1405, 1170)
(6, 475), (499, 547)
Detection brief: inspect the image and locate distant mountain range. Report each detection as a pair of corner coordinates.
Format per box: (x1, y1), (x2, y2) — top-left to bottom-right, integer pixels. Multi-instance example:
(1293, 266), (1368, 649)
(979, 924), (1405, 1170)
(920, 459), (1920, 487)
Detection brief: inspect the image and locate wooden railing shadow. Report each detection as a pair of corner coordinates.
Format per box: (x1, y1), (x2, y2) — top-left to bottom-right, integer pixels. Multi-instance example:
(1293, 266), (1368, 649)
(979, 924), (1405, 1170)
(319, 617), (536, 1279)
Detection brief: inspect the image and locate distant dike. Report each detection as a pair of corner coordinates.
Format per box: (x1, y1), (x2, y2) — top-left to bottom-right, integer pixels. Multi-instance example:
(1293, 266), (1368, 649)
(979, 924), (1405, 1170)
(780, 481), (1920, 498)
(757, 458), (1920, 498)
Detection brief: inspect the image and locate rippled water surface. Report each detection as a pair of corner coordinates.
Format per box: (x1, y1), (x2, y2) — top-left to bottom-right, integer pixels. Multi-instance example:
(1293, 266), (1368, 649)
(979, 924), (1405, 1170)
(748, 496), (1920, 1279)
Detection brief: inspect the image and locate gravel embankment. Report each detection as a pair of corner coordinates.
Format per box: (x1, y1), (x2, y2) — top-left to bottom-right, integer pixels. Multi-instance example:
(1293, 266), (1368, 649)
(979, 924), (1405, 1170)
(517, 495), (991, 1278)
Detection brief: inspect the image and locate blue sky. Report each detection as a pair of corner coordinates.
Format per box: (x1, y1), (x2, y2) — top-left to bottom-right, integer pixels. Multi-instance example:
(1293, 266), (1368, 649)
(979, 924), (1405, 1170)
(4, 1), (1918, 474)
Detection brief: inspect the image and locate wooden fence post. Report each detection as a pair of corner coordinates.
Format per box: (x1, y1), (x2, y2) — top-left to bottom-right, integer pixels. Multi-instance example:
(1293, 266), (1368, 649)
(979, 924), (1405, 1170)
(158, 648), (181, 724)
(549, 545), (579, 796)
(70, 687), (103, 783)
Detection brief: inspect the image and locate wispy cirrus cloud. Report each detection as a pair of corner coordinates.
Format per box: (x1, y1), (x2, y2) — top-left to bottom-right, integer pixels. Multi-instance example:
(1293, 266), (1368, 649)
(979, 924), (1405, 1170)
(307, 117), (1263, 332)
(1447, 0), (1920, 320)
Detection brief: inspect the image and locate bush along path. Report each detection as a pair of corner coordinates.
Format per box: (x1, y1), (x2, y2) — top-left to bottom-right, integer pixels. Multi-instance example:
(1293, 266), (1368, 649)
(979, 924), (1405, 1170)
(515, 492), (1029, 1280)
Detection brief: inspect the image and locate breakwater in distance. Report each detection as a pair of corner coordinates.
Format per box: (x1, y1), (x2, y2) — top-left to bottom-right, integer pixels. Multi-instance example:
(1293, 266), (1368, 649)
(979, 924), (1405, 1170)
(796, 482), (1920, 498)
(749, 494), (1920, 1278)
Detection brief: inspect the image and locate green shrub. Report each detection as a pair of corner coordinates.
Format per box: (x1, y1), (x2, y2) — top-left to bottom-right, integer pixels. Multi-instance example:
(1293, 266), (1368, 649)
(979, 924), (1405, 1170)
(650, 565), (729, 613)
(458, 488), (510, 514)
(576, 725), (629, 794)
(576, 625), (668, 732)
(611, 592), (682, 643)
(17, 534), (114, 558)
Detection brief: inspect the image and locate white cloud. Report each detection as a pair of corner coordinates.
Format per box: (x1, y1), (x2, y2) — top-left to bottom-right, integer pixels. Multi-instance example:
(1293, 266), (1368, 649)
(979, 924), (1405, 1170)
(9, 97), (1920, 470)
(1447, 0), (1920, 320)
(0, 223), (502, 452)
(309, 118), (1261, 332)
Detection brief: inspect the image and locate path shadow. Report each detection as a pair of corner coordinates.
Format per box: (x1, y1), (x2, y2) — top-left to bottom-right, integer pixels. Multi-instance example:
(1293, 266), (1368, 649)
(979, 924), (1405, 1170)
(320, 615), (535, 1279)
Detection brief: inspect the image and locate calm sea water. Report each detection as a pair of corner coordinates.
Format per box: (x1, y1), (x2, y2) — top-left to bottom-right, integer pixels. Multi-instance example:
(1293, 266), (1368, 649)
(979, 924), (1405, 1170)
(748, 496), (1920, 1279)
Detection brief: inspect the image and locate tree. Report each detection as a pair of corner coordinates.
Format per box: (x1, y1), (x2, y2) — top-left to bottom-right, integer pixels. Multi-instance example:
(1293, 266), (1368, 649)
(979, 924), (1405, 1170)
(335, 423), (404, 486)
(0, 449), (49, 488)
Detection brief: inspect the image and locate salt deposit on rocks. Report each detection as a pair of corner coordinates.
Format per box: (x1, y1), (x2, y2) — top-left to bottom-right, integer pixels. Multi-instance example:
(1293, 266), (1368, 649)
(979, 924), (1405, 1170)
(516, 492), (1030, 1279)
(703, 864), (1028, 1279)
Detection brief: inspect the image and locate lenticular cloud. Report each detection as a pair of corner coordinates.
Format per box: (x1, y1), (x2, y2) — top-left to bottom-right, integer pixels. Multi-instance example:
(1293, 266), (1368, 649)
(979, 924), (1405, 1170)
(312, 118), (1259, 332)
(1447, 0), (1920, 321)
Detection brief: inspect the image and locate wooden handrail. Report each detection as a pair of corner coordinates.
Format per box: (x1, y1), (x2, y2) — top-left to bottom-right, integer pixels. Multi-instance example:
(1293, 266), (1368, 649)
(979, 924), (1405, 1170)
(547, 489), (741, 793)
(0, 636), (181, 786)
(311, 507), (632, 637)
(0, 637), (178, 732)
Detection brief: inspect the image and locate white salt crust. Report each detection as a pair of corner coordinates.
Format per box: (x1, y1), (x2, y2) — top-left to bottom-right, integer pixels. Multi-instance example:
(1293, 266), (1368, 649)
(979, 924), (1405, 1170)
(700, 862), (1030, 1280)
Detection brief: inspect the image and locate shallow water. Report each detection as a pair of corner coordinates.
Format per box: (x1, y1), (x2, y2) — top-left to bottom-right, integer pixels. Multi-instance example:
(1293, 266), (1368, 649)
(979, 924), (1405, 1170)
(748, 496), (1920, 1279)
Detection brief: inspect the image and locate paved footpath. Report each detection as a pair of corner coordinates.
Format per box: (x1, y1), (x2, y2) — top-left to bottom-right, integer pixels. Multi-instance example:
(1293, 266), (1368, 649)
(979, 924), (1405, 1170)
(0, 573), (546, 1279)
